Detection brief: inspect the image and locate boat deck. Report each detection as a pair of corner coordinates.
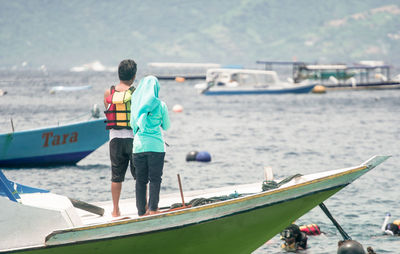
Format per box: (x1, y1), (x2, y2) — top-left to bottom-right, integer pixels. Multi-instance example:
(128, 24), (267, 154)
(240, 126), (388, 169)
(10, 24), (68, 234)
(75, 168), (335, 226)
(76, 182), (263, 225)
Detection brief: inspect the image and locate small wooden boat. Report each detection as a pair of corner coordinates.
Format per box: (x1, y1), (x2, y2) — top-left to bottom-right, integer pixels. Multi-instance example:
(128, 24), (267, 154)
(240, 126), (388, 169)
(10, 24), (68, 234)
(196, 68), (316, 95)
(0, 155), (389, 253)
(0, 118), (108, 168)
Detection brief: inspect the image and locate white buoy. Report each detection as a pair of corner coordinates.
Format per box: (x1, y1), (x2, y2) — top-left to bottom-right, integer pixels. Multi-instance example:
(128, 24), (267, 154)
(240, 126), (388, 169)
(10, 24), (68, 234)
(172, 104), (183, 113)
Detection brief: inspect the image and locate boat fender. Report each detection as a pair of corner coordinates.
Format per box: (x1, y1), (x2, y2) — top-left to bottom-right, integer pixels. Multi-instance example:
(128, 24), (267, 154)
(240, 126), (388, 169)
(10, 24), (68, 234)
(186, 151), (198, 161)
(196, 151), (211, 162)
(300, 224), (321, 235)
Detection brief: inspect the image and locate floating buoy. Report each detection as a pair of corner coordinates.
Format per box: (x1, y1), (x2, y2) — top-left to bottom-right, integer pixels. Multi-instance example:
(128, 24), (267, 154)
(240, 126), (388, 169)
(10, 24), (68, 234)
(175, 76), (185, 82)
(0, 89), (7, 96)
(300, 224), (321, 235)
(196, 151), (211, 162)
(172, 104), (183, 113)
(186, 151), (198, 161)
(312, 85), (326, 94)
(337, 240), (366, 254)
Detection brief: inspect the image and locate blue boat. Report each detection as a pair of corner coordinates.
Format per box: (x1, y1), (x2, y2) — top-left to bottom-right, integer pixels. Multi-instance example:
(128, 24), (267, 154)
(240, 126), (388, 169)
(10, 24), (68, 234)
(196, 68), (316, 95)
(0, 118), (108, 168)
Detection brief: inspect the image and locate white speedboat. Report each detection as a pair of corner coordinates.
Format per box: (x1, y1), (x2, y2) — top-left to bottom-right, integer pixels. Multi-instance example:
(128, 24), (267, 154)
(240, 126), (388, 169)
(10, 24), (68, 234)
(196, 68), (316, 95)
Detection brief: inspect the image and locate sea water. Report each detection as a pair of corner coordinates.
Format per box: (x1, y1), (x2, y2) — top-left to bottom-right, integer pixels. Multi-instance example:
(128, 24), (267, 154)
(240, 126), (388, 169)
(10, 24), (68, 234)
(0, 70), (399, 253)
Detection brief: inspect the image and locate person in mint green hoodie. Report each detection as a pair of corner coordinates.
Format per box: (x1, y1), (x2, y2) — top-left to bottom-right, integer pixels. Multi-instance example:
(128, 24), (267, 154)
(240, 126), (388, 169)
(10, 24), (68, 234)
(130, 75), (170, 216)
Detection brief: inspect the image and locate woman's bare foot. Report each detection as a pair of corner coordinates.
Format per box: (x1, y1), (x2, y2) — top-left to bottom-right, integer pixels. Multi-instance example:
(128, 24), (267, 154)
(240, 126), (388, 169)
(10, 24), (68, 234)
(111, 209), (121, 217)
(139, 210), (159, 216)
(149, 210), (160, 215)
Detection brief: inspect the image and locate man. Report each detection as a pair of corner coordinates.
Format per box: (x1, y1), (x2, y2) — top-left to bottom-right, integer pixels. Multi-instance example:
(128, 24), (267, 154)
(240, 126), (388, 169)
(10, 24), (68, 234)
(104, 59), (137, 217)
(280, 224), (308, 252)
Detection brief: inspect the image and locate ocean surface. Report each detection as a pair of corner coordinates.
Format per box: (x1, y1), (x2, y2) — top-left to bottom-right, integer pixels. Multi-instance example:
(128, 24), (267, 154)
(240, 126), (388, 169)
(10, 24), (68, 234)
(0, 70), (399, 253)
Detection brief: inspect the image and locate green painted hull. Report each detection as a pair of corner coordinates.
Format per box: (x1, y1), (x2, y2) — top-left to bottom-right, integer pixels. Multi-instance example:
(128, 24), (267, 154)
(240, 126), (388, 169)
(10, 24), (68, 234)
(12, 186), (342, 254)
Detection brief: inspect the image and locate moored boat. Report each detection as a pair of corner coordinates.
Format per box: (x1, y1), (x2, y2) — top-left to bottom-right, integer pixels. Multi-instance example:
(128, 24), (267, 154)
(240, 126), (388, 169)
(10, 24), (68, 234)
(257, 60), (400, 90)
(196, 68), (316, 95)
(0, 155), (390, 253)
(0, 118), (108, 168)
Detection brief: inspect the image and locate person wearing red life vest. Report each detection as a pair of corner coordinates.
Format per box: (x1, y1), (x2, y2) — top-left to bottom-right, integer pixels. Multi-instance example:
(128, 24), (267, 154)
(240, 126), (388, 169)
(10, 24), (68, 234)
(104, 59), (137, 217)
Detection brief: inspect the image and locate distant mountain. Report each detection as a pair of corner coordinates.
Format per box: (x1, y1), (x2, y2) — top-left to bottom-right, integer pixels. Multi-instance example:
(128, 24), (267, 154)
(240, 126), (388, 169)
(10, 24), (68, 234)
(1, 0), (399, 70)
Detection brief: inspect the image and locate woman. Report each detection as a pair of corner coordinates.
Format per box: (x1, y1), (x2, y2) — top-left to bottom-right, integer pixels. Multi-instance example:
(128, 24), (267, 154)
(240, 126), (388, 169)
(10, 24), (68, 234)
(130, 75), (170, 216)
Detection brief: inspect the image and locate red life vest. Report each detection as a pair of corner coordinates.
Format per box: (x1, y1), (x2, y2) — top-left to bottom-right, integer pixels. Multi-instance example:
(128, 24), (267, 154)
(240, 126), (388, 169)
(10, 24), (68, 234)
(300, 224), (321, 235)
(104, 86), (135, 130)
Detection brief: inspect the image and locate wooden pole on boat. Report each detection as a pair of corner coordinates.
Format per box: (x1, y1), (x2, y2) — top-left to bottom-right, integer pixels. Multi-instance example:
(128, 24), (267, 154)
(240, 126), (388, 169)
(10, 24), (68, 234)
(69, 198), (105, 216)
(10, 118), (14, 132)
(319, 202), (351, 240)
(177, 174), (186, 207)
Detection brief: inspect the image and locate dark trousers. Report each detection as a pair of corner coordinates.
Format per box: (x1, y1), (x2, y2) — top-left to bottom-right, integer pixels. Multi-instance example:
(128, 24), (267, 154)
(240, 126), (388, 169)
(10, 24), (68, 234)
(133, 152), (165, 216)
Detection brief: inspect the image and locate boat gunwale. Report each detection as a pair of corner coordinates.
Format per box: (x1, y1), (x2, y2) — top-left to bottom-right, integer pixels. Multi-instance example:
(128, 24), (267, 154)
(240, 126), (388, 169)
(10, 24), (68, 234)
(0, 118), (106, 136)
(203, 83), (316, 95)
(45, 164), (368, 237)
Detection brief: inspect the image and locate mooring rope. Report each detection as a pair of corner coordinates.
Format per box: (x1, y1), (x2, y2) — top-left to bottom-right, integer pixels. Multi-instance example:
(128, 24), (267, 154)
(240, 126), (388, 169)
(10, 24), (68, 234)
(262, 173), (303, 191)
(167, 174), (304, 209)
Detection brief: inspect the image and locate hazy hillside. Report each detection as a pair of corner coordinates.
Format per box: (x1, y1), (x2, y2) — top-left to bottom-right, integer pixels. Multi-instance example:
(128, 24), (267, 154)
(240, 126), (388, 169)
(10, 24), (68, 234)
(1, 0), (399, 70)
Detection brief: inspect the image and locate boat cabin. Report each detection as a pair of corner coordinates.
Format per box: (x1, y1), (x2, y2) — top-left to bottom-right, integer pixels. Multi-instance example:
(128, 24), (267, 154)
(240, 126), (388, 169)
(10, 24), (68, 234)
(256, 60), (397, 87)
(206, 68), (282, 88)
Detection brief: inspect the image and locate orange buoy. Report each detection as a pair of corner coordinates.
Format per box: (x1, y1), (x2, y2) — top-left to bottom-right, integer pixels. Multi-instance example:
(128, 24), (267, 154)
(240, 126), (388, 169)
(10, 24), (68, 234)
(312, 85), (326, 94)
(175, 76), (185, 82)
(172, 104), (183, 113)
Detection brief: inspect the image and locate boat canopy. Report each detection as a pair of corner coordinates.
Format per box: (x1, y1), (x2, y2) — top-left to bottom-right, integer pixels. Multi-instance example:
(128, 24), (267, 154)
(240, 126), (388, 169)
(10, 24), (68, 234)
(206, 68), (281, 87)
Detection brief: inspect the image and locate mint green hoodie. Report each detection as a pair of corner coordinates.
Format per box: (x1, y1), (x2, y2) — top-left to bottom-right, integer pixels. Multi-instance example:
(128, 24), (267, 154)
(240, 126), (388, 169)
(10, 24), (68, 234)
(130, 76), (170, 153)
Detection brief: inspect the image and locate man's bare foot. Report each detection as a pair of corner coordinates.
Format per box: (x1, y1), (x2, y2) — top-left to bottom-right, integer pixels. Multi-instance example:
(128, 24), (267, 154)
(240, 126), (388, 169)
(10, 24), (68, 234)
(111, 209), (121, 217)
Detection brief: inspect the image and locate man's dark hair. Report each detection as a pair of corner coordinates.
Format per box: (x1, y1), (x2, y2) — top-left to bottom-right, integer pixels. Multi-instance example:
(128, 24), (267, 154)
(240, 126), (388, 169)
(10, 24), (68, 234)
(118, 59), (137, 81)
